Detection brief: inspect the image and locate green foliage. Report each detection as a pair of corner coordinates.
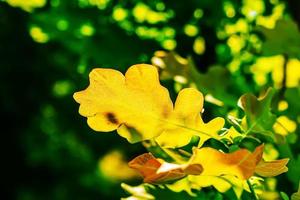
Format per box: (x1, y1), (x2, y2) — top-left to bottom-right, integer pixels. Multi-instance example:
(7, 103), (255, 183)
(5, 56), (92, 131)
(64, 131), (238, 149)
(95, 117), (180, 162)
(257, 19), (300, 59)
(238, 88), (277, 139)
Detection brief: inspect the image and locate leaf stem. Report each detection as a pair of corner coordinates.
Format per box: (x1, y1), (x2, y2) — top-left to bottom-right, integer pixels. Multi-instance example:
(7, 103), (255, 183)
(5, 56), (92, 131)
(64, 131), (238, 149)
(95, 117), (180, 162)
(247, 179), (259, 200)
(279, 54), (288, 99)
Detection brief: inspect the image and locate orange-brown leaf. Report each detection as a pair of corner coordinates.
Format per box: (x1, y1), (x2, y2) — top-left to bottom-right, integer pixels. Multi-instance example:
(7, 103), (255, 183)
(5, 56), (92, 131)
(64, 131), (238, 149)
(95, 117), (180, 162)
(255, 158), (289, 177)
(128, 153), (203, 184)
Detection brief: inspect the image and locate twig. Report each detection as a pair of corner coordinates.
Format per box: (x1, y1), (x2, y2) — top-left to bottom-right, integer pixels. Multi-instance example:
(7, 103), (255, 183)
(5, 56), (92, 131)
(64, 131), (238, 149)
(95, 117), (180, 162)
(279, 54), (288, 99)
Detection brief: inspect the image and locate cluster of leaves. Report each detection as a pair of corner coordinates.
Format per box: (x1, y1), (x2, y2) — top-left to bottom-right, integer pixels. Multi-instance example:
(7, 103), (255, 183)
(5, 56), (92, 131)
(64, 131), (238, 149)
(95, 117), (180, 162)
(73, 62), (294, 199)
(71, 2), (300, 198)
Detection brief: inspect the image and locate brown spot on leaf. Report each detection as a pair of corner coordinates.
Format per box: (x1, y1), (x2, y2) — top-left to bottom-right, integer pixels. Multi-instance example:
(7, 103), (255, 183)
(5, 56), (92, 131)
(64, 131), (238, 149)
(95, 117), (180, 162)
(162, 106), (170, 118)
(106, 112), (119, 124)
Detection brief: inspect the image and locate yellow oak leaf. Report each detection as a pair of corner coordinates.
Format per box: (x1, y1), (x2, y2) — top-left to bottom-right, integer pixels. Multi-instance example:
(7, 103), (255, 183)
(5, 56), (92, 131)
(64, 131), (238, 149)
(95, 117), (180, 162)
(166, 175), (247, 197)
(163, 145), (288, 197)
(189, 145), (264, 180)
(188, 174), (248, 196)
(155, 88), (224, 147)
(255, 158), (289, 177)
(74, 64), (224, 147)
(166, 177), (198, 196)
(190, 175), (232, 192)
(128, 153), (203, 184)
(74, 64), (173, 142)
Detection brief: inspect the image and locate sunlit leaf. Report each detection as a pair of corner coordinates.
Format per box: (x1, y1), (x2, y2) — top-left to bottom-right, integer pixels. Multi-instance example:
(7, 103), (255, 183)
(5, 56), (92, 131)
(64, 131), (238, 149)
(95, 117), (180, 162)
(190, 175), (233, 192)
(238, 88), (277, 138)
(189, 145), (264, 180)
(155, 88), (224, 147)
(189, 174), (248, 198)
(74, 64), (172, 143)
(74, 64), (224, 147)
(255, 158), (289, 177)
(128, 153), (203, 184)
(166, 177), (197, 196)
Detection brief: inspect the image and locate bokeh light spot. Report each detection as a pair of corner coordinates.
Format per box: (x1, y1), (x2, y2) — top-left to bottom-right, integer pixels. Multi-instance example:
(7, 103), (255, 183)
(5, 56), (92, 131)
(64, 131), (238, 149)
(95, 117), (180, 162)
(112, 7), (128, 22)
(162, 39), (177, 50)
(80, 24), (95, 36)
(193, 37), (205, 55)
(52, 80), (74, 97)
(184, 24), (199, 37)
(57, 20), (69, 31)
(193, 9), (204, 19)
(30, 26), (49, 43)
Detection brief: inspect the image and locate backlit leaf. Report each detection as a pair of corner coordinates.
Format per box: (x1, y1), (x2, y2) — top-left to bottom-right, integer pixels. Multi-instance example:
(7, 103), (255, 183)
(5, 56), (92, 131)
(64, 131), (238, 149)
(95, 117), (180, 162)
(155, 88), (224, 147)
(166, 177), (197, 196)
(74, 64), (172, 143)
(188, 174), (248, 197)
(255, 158), (289, 177)
(189, 175), (233, 193)
(189, 145), (264, 180)
(128, 153), (203, 184)
(238, 88), (277, 138)
(129, 145), (289, 196)
(74, 64), (224, 147)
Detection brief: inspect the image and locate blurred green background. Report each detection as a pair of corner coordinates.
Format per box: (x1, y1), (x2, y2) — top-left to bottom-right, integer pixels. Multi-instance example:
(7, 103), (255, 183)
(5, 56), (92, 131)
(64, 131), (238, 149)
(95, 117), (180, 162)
(1, 0), (300, 199)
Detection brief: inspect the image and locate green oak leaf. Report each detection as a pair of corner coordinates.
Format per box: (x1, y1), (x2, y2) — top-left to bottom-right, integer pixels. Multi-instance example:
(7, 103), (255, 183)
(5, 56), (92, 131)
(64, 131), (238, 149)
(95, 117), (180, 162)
(257, 19), (300, 59)
(152, 51), (241, 106)
(238, 88), (277, 139)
